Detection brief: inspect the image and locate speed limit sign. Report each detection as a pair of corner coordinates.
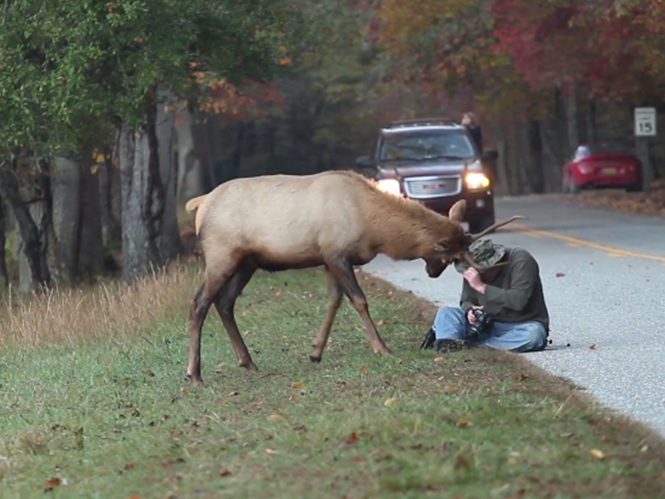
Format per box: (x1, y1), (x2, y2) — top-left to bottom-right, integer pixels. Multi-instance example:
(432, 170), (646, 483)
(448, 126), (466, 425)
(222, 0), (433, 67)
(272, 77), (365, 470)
(635, 107), (657, 137)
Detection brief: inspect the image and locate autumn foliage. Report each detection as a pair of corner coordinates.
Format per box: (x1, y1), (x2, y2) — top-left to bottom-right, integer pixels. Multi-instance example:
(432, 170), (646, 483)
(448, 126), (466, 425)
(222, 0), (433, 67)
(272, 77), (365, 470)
(368, 0), (665, 115)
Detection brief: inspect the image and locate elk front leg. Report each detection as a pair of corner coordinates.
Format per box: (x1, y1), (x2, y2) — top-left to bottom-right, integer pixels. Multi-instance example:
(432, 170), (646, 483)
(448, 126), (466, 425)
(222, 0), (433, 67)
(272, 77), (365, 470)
(310, 268), (343, 363)
(214, 264), (258, 371)
(330, 260), (392, 355)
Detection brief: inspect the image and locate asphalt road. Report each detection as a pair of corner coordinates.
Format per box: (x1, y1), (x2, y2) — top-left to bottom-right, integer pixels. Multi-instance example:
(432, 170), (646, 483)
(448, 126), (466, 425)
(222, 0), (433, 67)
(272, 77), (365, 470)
(362, 195), (665, 437)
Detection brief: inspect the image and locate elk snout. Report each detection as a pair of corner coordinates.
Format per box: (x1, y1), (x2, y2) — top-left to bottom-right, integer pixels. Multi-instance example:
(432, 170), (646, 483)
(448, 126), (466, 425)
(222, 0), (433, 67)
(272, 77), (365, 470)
(425, 258), (449, 278)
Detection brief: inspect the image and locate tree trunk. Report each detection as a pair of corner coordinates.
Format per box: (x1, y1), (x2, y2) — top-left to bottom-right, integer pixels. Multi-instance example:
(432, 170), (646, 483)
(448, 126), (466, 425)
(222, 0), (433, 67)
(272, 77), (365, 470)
(50, 155), (82, 284)
(174, 105), (205, 202)
(99, 147), (123, 247)
(191, 114), (215, 192)
(586, 99), (597, 143)
(564, 89), (581, 152)
(156, 86), (182, 261)
(525, 119), (546, 193)
(0, 199), (9, 289)
(78, 157), (105, 280)
(118, 114), (164, 281)
(0, 164), (49, 291)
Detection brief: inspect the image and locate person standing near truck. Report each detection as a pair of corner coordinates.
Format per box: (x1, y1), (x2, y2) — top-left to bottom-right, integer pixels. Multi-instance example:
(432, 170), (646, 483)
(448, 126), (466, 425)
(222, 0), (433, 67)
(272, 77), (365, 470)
(462, 112), (483, 153)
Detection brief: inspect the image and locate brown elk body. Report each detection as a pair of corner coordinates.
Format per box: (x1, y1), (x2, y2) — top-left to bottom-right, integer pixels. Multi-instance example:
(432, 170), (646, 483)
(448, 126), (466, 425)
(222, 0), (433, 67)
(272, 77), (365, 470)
(184, 170), (521, 385)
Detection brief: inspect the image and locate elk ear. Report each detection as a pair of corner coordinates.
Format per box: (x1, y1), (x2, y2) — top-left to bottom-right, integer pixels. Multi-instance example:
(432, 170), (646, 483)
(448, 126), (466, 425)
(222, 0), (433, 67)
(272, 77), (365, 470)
(448, 200), (466, 222)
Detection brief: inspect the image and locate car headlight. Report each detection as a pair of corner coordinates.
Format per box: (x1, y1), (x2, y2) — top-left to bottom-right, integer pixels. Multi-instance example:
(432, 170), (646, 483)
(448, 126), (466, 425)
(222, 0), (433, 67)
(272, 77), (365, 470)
(376, 178), (402, 196)
(465, 172), (490, 190)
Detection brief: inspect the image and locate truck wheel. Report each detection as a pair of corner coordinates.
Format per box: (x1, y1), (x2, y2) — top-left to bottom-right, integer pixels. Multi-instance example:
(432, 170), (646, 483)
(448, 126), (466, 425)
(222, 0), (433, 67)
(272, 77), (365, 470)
(468, 212), (496, 233)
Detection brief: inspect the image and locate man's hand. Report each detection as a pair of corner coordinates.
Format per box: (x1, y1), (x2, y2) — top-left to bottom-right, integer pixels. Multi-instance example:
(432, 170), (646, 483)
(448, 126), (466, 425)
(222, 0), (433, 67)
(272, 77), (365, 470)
(463, 268), (487, 293)
(467, 305), (483, 324)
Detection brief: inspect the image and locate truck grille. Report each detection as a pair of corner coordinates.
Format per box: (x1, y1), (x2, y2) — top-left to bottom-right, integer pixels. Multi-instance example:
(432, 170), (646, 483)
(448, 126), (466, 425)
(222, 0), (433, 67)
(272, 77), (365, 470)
(403, 176), (462, 199)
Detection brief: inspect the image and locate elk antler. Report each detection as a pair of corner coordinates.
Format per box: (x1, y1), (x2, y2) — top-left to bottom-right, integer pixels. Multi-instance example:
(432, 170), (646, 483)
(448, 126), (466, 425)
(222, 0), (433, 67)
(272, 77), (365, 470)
(462, 252), (484, 271)
(469, 215), (525, 242)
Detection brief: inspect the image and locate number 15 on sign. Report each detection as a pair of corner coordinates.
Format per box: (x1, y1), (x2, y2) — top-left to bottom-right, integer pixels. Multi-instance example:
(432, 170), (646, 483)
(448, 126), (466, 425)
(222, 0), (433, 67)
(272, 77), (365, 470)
(635, 107), (657, 137)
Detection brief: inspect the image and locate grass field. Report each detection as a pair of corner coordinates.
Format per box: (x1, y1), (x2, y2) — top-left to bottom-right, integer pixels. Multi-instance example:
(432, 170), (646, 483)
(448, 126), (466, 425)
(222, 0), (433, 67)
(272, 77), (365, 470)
(0, 262), (664, 498)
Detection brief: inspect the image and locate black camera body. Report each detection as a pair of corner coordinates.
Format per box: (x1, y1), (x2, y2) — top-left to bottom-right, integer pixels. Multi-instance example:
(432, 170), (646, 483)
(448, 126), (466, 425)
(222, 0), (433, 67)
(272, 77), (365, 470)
(468, 308), (494, 339)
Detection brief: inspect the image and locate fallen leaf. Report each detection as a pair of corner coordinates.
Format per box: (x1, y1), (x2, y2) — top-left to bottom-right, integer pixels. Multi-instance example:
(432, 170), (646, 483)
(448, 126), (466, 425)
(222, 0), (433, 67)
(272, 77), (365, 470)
(265, 448), (278, 454)
(555, 272), (565, 277)
(560, 432), (576, 439)
(274, 290), (282, 297)
(384, 397), (397, 406)
(345, 432), (359, 444)
(589, 448), (605, 460)
(292, 382), (303, 389)
(434, 356), (445, 362)
(289, 394), (298, 401)
(360, 366), (368, 375)
(445, 385), (457, 391)
(350, 456), (365, 463)
(456, 418), (472, 427)
(220, 470), (232, 477)
(124, 462), (135, 470)
(227, 391), (239, 397)
(377, 319), (390, 326)
(454, 454), (469, 470)
(589, 344), (597, 350)
(267, 414), (284, 421)
(601, 435), (615, 444)
(180, 387), (188, 394)
(44, 477), (62, 490)
(641, 445), (649, 453)
(143, 370), (155, 377)
(126, 496), (143, 499)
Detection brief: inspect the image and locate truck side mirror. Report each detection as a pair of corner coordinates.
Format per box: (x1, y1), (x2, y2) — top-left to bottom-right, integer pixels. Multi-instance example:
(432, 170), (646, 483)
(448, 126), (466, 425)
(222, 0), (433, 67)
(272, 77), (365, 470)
(355, 155), (375, 167)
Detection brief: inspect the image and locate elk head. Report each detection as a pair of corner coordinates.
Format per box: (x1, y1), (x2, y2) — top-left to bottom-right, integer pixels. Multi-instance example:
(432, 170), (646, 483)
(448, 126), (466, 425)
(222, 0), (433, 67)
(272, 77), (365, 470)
(424, 200), (524, 278)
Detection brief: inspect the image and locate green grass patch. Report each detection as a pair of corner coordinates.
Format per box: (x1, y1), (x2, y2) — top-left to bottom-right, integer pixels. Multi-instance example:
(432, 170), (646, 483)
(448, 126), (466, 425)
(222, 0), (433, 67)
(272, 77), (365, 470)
(0, 267), (664, 498)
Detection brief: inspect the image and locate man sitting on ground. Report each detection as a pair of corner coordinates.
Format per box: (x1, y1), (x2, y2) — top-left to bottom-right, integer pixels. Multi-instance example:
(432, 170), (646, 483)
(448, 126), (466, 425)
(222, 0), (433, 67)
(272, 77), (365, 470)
(421, 238), (549, 353)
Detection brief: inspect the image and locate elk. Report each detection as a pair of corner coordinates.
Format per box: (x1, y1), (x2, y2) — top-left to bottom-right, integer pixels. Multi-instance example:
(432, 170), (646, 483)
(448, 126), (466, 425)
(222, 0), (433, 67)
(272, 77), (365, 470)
(184, 170), (522, 385)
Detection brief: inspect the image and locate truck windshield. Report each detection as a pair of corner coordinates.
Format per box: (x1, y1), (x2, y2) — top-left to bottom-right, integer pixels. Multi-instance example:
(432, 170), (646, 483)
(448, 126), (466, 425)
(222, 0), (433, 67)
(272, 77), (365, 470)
(378, 129), (476, 162)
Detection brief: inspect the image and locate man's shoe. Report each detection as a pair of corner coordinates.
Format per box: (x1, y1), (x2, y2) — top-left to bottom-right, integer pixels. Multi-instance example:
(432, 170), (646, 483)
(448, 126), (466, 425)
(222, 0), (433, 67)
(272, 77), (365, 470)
(433, 338), (473, 353)
(420, 328), (436, 350)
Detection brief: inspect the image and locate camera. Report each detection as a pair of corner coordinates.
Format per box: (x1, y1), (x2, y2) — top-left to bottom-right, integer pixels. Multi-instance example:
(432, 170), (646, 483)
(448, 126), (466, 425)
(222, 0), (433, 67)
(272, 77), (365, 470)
(468, 308), (494, 339)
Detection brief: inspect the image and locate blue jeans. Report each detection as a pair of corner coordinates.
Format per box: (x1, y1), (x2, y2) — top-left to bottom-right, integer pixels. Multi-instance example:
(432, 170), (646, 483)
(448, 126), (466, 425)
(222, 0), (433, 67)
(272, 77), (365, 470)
(432, 307), (547, 353)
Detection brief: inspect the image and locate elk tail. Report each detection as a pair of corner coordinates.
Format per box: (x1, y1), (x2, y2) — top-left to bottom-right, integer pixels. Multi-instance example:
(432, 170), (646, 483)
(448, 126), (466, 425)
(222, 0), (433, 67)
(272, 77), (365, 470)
(185, 195), (208, 214)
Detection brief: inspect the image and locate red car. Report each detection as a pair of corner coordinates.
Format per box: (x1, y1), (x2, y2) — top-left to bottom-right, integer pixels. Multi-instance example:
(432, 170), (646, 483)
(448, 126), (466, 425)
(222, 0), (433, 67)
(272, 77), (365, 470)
(561, 143), (643, 193)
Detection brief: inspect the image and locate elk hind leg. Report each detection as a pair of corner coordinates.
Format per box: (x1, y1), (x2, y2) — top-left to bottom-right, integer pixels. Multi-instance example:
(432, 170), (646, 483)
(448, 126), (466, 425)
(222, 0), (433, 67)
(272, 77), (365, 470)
(310, 267), (343, 363)
(187, 262), (235, 386)
(214, 264), (258, 370)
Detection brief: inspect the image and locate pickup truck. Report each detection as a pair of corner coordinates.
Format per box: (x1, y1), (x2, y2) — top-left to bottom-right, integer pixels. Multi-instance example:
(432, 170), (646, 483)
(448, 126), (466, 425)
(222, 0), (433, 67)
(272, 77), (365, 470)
(356, 117), (498, 232)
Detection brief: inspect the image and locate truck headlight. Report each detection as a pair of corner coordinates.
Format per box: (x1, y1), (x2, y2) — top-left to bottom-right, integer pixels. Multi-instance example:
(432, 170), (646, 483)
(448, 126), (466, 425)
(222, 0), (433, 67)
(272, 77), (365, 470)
(465, 172), (490, 190)
(376, 178), (402, 196)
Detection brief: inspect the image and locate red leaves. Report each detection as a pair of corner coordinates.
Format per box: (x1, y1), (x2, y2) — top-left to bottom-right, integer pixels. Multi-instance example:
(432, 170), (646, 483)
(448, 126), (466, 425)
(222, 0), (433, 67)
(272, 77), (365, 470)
(43, 477), (61, 491)
(345, 432), (359, 444)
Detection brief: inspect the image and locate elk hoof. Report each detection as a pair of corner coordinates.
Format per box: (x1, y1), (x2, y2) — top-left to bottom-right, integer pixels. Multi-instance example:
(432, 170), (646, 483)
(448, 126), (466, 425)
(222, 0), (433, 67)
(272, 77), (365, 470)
(375, 346), (393, 355)
(239, 360), (259, 371)
(186, 373), (204, 386)
(309, 354), (322, 363)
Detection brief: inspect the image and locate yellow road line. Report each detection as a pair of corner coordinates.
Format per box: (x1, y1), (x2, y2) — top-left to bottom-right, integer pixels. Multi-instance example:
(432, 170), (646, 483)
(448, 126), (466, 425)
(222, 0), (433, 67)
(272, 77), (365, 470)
(511, 223), (665, 263)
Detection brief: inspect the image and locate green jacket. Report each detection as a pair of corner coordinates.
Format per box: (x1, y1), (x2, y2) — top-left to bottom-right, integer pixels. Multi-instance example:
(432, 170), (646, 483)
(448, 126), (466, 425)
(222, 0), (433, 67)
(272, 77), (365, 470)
(460, 247), (550, 331)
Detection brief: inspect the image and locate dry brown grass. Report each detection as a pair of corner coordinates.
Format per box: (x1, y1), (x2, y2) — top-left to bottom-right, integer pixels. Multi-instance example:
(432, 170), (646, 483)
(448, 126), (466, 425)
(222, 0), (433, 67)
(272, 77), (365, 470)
(0, 260), (202, 349)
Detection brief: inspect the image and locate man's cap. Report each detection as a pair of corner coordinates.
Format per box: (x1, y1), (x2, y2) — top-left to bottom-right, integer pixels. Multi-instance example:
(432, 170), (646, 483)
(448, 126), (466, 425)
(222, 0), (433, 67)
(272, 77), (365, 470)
(454, 238), (506, 273)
